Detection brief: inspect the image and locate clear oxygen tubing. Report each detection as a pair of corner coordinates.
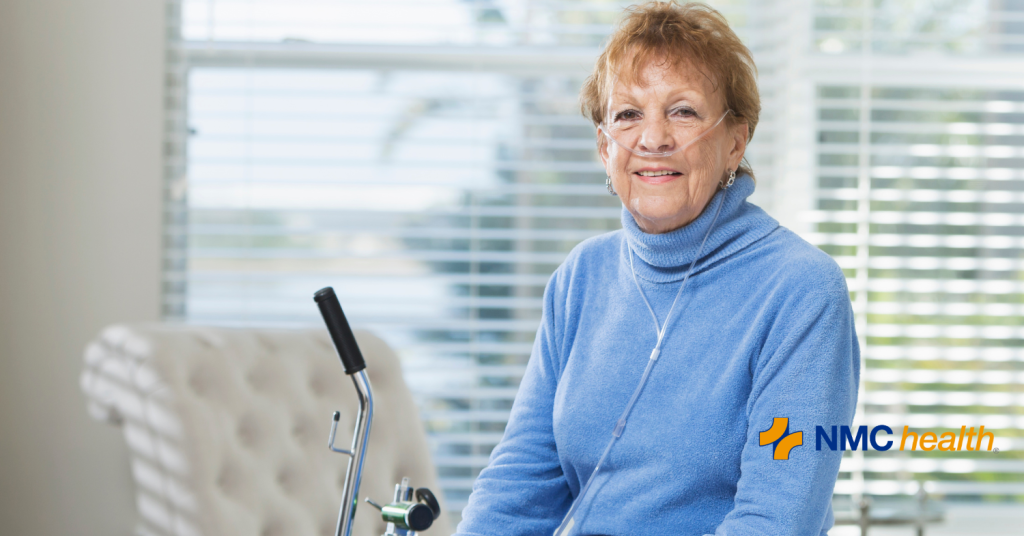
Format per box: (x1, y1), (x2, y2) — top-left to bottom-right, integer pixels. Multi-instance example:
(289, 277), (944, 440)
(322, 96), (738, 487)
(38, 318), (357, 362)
(598, 109), (733, 159)
(598, 68), (733, 159)
(551, 184), (731, 536)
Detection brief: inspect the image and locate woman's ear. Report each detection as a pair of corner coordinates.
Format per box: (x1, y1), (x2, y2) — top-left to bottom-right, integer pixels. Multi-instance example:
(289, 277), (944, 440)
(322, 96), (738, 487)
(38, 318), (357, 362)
(727, 121), (749, 171)
(597, 130), (611, 174)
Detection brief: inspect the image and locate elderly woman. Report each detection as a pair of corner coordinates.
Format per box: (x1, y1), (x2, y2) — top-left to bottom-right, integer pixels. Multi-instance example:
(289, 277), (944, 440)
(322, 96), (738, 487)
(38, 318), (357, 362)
(455, 2), (858, 535)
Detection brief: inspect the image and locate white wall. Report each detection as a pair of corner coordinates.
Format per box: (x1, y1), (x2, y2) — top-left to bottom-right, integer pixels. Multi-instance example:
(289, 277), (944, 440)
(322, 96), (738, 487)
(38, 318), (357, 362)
(0, 1), (164, 534)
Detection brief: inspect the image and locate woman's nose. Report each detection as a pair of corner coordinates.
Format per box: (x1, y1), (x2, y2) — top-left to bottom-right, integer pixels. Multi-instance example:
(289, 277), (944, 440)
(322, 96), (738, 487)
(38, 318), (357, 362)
(636, 118), (675, 153)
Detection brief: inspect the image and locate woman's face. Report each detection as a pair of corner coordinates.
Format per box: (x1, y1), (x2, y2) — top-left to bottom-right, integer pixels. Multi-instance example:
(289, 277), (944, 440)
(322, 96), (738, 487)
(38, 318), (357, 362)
(599, 58), (749, 234)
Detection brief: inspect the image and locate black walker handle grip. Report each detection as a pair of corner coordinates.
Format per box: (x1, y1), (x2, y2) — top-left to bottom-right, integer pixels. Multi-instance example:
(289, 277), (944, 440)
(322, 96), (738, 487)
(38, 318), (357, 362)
(314, 287), (366, 375)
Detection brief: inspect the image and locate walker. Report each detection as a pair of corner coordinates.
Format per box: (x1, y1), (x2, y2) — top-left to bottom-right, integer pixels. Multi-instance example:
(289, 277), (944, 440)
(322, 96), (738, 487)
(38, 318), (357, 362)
(314, 287), (442, 536)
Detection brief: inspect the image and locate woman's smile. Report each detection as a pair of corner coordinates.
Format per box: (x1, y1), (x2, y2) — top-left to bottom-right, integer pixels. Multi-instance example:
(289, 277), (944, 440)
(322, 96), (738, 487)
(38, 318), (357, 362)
(634, 166), (682, 185)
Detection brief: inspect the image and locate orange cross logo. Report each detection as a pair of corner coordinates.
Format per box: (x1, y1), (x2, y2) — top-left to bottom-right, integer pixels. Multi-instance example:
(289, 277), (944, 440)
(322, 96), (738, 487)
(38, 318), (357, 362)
(759, 417), (803, 460)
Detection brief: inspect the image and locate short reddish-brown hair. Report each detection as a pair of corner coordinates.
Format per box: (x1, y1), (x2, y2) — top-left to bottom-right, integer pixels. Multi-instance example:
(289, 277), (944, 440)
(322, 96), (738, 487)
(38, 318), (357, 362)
(580, 1), (759, 177)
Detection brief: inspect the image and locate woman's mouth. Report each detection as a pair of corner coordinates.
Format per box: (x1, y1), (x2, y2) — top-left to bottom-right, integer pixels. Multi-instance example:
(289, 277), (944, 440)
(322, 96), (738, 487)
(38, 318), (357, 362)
(634, 168), (682, 184)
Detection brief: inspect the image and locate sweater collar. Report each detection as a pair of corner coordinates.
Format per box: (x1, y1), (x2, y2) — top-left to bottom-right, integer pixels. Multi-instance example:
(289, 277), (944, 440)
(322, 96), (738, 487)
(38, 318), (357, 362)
(620, 174), (779, 283)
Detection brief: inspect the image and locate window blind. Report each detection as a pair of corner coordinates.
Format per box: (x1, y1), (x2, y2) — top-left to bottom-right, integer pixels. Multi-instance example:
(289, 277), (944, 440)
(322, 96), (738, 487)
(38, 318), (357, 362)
(162, 0), (1024, 514)
(813, 83), (1024, 498)
(807, 0), (1024, 500)
(175, 66), (621, 510)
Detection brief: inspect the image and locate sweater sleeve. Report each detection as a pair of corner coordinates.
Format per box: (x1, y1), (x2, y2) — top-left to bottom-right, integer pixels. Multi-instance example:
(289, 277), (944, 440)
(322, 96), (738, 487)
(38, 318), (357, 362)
(454, 267), (573, 536)
(711, 265), (860, 536)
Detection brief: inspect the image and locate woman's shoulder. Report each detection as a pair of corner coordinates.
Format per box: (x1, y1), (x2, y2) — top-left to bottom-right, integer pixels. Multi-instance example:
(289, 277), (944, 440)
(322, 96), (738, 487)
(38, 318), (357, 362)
(542, 229), (625, 299)
(752, 225), (850, 299)
(558, 229), (625, 273)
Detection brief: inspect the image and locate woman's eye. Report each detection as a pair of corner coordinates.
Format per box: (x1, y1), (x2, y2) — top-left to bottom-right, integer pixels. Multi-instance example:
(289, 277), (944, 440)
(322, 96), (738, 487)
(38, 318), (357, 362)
(614, 109), (641, 121)
(672, 107), (697, 118)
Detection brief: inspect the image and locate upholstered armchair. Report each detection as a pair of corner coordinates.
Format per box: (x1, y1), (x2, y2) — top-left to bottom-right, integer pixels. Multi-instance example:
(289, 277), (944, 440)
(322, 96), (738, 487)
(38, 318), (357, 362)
(80, 324), (452, 536)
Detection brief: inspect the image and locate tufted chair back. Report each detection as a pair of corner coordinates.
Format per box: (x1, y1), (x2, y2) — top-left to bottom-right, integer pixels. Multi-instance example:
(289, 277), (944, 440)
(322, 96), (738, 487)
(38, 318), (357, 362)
(81, 323), (452, 536)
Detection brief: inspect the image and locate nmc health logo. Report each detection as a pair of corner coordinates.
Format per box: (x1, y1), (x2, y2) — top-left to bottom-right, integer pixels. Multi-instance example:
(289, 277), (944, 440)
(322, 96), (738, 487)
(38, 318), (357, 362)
(759, 417), (999, 460)
(759, 417), (804, 460)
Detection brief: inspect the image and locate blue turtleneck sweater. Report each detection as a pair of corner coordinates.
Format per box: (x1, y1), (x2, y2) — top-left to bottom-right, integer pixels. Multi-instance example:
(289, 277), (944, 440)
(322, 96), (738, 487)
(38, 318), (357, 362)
(455, 175), (860, 536)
